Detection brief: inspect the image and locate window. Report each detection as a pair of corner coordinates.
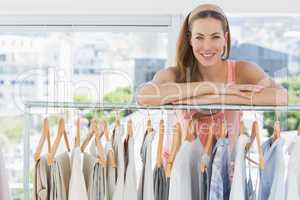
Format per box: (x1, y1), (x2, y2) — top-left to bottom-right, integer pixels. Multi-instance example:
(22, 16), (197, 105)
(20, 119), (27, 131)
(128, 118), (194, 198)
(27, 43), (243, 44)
(0, 15), (180, 200)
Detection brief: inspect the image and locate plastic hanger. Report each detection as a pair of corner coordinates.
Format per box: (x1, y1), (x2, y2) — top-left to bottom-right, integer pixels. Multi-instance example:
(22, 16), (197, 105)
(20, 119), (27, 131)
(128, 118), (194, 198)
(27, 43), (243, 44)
(34, 117), (52, 161)
(165, 111), (182, 177)
(155, 110), (165, 168)
(48, 117), (71, 165)
(80, 118), (106, 166)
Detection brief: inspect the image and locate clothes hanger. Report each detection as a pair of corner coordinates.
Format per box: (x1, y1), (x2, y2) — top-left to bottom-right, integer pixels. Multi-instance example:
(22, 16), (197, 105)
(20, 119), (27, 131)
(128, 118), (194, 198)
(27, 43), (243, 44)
(185, 119), (194, 142)
(272, 111), (281, 142)
(245, 95), (265, 169)
(48, 116), (71, 165)
(240, 118), (245, 136)
(245, 113), (265, 169)
(34, 116), (51, 161)
(127, 117), (133, 138)
(80, 114), (106, 166)
(146, 107), (152, 134)
(200, 109), (214, 173)
(100, 119), (117, 168)
(155, 109), (165, 168)
(165, 110), (182, 177)
(74, 111), (81, 148)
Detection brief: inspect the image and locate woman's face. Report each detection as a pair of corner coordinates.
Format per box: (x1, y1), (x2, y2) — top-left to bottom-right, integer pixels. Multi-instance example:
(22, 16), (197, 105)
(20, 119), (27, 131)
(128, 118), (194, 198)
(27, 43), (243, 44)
(190, 17), (228, 67)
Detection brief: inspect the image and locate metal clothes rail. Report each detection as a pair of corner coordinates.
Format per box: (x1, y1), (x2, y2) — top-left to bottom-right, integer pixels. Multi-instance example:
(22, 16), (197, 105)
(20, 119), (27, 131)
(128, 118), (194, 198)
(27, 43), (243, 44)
(23, 101), (300, 200)
(24, 101), (300, 111)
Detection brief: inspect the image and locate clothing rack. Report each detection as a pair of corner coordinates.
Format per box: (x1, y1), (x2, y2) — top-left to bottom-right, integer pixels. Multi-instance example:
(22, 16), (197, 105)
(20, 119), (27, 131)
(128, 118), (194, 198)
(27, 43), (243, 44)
(23, 100), (300, 200)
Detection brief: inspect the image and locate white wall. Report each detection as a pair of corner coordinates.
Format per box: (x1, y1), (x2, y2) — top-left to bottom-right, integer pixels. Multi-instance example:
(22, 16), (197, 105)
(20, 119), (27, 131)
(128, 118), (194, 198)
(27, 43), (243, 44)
(0, 0), (299, 15)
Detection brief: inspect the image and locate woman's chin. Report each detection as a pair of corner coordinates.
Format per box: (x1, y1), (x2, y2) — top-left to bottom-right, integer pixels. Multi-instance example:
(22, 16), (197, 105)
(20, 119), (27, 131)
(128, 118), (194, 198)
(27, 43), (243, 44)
(197, 58), (219, 67)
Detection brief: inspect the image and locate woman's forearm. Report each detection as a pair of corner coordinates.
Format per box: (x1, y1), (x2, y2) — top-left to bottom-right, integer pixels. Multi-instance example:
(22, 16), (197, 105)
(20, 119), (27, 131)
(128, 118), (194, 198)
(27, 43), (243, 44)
(222, 88), (288, 106)
(173, 88), (288, 106)
(136, 81), (218, 105)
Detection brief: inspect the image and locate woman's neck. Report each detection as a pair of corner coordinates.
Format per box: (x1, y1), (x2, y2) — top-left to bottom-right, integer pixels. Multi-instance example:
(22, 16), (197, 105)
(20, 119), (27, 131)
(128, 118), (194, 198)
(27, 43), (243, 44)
(198, 60), (227, 83)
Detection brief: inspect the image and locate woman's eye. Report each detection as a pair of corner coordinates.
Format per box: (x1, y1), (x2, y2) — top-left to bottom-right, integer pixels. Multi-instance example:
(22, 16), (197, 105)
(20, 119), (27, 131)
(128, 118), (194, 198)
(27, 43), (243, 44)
(212, 36), (221, 39)
(195, 37), (203, 40)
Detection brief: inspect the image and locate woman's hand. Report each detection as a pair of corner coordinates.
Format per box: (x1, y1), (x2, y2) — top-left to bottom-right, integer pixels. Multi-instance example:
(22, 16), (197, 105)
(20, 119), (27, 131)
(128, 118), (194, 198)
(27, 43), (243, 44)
(216, 83), (264, 99)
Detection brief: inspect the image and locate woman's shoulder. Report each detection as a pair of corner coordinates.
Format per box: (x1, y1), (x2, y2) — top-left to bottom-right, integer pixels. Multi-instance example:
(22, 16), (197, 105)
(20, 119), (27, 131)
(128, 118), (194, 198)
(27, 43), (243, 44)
(235, 60), (267, 84)
(153, 66), (179, 83)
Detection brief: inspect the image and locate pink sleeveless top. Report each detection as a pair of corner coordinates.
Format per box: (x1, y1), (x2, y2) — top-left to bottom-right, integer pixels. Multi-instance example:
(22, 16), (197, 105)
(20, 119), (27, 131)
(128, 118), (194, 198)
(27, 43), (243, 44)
(163, 60), (241, 161)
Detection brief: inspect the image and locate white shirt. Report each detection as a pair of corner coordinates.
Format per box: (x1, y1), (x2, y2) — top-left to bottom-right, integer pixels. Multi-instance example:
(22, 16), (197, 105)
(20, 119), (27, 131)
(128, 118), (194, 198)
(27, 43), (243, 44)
(286, 135), (300, 200)
(229, 134), (250, 200)
(169, 139), (203, 200)
(68, 147), (88, 200)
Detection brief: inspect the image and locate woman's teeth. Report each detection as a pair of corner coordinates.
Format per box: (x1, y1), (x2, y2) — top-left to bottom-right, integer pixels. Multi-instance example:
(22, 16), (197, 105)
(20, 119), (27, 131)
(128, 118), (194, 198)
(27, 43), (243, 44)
(201, 53), (215, 58)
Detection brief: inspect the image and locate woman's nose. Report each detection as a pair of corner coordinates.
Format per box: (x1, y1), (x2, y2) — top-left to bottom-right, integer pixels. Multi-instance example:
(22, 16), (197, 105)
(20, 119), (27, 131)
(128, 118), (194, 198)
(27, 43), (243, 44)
(202, 39), (212, 50)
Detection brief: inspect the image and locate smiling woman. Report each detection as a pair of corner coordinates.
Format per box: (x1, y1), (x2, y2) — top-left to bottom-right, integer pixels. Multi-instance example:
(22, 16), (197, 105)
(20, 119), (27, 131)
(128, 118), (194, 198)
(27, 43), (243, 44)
(136, 3), (288, 183)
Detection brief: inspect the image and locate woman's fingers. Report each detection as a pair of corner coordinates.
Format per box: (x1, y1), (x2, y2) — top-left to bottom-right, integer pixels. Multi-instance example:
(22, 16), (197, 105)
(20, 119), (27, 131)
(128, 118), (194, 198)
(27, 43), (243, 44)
(235, 84), (264, 92)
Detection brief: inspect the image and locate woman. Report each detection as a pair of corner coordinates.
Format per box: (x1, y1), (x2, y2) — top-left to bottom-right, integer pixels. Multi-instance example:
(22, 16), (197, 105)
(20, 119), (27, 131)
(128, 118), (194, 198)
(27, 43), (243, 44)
(136, 4), (287, 152)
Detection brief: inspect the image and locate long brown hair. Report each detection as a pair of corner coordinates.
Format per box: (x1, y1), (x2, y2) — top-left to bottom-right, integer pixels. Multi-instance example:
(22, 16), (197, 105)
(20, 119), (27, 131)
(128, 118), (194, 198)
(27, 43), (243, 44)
(176, 10), (231, 83)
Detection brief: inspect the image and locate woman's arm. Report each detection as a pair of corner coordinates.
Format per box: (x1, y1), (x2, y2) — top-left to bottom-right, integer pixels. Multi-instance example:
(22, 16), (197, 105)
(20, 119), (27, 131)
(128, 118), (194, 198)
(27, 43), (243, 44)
(173, 87), (288, 106)
(136, 67), (219, 105)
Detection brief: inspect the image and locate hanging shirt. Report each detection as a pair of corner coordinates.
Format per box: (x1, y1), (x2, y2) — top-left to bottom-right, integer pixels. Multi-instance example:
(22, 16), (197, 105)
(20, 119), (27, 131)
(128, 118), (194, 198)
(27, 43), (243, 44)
(168, 139), (204, 200)
(50, 152), (71, 200)
(285, 135), (300, 200)
(105, 141), (117, 200)
(82, 152), (97, 198)
(229, 135), (250, 200)
(0, 147), (11, 200)
(258, 137), (285, 200)
(33, 156), (50, 200)
(138, 131), (155, 200)
(209, 138), (231, 200)
(199, 153), (210, 200)
(124, 136), (138, 200)
(112, 126), (126, 200)
(68, 147), (88, 200)
(153, 166), (168, 200)
(92, 163), (108, 200)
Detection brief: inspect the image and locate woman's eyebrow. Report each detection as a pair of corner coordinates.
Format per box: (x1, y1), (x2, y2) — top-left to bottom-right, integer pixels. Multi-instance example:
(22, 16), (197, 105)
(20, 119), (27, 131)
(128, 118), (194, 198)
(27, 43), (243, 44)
(195, 32), (221, 36)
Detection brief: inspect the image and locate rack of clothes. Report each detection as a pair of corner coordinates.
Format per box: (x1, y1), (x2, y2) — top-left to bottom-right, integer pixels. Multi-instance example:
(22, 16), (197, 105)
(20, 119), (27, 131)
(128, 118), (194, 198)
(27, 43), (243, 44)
(24, 101), (300, 200)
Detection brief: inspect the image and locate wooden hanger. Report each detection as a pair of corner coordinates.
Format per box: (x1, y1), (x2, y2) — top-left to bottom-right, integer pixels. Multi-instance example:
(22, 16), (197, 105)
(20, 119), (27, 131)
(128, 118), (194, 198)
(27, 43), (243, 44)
(200, 123), (214, 173)
(127, 118), (133, 138)
(165, 122), (182, 177)
(74, 116), (81, 148)
(272, 120), (281, 142)
(34, 118), (52, 161)
(185, 120), (194, 142)
(220, 119), (227, 139)
(147, 111), (152, 134)
(240, 120), (245, 136)
(101, 119), (117, 168)
(298, 122), (300, 136)
(155, 118), (165, 168)
(48, 118), (71, 165)
(80, 119), (106, 166)
(246, 120), (265, 170)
